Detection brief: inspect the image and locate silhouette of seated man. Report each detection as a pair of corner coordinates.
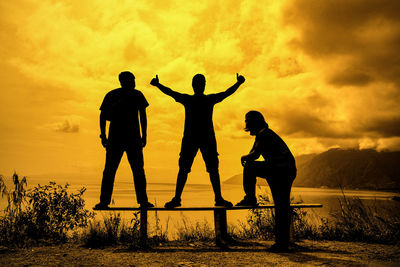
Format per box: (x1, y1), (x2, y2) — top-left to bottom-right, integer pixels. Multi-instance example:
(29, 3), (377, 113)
(150, 73), (245, 208)
(236, 111), (296, 251)
(94, 71), (154, 209)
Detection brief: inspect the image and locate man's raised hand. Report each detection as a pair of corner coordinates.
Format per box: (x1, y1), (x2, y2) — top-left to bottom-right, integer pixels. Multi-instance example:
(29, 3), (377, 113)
(237, 73), (245, 84)
(150, 75), (159, 86)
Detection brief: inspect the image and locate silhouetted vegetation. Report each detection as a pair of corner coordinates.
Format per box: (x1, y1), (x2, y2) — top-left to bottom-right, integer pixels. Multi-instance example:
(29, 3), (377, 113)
(0, 173), (94, 247)
(237, 189), (400, 245)
(81, 212), (141, 248)
(1, 173), (399, 248)
(314, 192), (400, 244)
(236, 192), (313, 241)
(175, 215), (214, 241)
(81, 211), (169, 248)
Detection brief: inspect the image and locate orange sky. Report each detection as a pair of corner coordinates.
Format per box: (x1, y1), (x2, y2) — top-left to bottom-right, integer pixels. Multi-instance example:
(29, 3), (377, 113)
(1, 0), (400, 184)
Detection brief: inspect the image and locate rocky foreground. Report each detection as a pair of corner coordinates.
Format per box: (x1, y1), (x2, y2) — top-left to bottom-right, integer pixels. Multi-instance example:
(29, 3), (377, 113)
(1, 240), (400, 266)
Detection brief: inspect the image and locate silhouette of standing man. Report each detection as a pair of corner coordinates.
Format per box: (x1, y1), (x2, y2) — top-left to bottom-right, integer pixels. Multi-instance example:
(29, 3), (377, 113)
(94, 71), (154, 209)
(236, 111), (296, 251)
(150, 73), (245, 208)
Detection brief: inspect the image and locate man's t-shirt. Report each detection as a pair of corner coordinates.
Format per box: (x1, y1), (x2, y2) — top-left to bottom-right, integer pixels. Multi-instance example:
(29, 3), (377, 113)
(100, 88), (148, 144)
(252, 127), (296, 169)
(171, 92), (226, 140)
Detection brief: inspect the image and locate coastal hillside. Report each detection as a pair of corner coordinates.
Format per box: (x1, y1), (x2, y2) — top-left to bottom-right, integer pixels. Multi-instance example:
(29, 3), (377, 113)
(223, 149), (400, 190)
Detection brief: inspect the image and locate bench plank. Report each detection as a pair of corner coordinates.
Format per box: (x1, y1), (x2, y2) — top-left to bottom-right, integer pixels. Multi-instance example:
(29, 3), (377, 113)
(93, 204), (323, 211)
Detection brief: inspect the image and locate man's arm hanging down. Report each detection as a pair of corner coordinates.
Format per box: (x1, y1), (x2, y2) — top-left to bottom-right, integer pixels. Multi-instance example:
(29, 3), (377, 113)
(139, 108), (147, 147)
(100, 111), (108, 148)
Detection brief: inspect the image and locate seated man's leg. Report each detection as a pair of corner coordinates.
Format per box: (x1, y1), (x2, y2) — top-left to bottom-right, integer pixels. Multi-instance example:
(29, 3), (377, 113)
(265, 169), (296, 248)
(240, 161), (267, 204)
(126, 145), (149, 205)
(100, 144), (124, 205)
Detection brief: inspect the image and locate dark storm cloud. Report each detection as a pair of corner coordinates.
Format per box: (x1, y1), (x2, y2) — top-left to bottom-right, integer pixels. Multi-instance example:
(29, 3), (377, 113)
(328, 68), (373, 86)
(356, 115), (400, 137)
(253, 92), (353, 139)
(270, 108), (355, 138)
(283, 0), (400, 87)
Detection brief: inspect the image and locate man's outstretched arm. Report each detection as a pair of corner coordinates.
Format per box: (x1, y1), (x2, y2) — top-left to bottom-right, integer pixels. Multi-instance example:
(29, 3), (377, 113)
(214, 73), (245, 102)
(139, 108), (147, 147)
(150, 75), (182, 100)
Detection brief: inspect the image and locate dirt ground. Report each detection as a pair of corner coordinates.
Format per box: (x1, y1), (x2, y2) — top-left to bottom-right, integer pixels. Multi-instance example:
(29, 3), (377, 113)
(1, 240), (400, 266)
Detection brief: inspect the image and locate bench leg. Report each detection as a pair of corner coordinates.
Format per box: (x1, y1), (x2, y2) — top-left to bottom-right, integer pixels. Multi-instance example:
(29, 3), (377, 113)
(139, 209), (148, 248)
(214, 209), (228, 247)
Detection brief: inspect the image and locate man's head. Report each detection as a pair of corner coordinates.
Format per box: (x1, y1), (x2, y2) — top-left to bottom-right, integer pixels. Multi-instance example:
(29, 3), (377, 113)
(245, 111), (269, 136)
(192, 74), (206, 94)
(119, 71), (135, 89)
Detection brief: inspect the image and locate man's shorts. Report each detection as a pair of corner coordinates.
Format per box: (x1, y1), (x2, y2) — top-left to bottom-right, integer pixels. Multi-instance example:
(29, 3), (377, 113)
(178, 136), (219, 173)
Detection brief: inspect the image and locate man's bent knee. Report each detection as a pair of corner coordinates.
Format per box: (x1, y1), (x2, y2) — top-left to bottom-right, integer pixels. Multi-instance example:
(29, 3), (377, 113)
(243, 164), (256, 176)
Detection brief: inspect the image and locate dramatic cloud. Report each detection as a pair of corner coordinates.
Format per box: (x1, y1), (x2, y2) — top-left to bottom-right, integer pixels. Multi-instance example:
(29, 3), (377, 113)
(328, 69), (373, 87)
(356, 115), (400, 137)
(283, 0), (400, 85)
(281, 0), (400, 144)
(1, 0), (400, 181)
(283, 0), (400, 86)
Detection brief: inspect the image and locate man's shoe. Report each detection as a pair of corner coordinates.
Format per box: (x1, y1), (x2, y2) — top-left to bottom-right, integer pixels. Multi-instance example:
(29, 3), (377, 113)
(215, 199), (233, 208)
(93, 202), (109, 210)
(140, 201), (155, 208)
(266, 243), (290, 253)
(235, 198), (258, 207)
(164, 197), (181, 208)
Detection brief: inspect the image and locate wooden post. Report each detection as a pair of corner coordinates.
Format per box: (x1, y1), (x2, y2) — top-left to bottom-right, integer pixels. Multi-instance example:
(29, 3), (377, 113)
(139, 209), (148, 248)
(214, 208), (228, 247)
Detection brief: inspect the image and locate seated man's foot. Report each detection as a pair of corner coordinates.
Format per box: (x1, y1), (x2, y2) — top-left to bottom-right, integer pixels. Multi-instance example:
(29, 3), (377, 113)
(93, 202), (109, 210)
(235, 197), (258, 207)
(164, 197), (181, 208)
(216, 239), (230, 249)
(266, 243), (290, 253)
(215, 199), (233, 208)
(140, 201), (155, 208)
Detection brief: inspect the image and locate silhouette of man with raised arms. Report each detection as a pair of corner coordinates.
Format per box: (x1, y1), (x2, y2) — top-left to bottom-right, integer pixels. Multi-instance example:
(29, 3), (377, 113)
(236, 111), (296, 251)
(94, 71), (154, 209)
(150, 73), (245, 208)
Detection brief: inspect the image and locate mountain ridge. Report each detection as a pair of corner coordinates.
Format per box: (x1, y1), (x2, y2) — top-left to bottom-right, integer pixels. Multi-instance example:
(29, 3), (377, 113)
(223, 148), (400, 190)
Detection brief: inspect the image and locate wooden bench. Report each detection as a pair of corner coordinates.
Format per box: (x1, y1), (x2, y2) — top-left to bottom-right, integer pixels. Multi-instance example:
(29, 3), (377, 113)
(93, 204), (323, 247)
